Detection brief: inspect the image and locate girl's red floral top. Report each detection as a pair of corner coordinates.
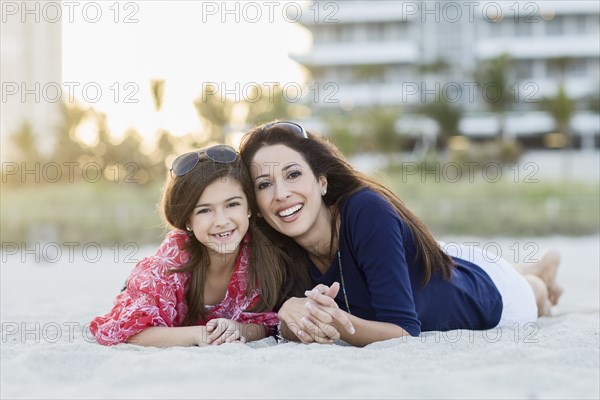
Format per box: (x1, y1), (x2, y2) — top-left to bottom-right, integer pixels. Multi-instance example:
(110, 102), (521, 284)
(90, 230), (279, 346)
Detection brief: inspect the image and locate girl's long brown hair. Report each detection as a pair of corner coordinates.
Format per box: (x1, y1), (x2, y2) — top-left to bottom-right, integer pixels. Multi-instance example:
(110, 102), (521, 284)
(239, 122), (455, 288)
(161, 155), (289, 325)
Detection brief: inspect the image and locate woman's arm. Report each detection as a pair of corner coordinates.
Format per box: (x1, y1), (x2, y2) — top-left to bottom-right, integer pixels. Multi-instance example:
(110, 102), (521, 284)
(303, 289), (411, 347)
(277, 283), (355, 344)
(127, 326), (209, 347)
(278, 297), (326, 343)
(279, 292), (409, 346)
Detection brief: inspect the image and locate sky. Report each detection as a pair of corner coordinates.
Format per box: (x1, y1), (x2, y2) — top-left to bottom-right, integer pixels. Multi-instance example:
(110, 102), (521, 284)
(61, 1), (311, 145)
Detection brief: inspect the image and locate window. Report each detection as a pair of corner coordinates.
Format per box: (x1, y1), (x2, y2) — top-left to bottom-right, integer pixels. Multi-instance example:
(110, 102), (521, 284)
(568, 59), (587, 77)
(385, 64), (408, 82)
(546, 58), (568, 79)
(339, 67), (354, 84)
(515, 21), (533, 37)
(516, 60), (534, 79)
(574, 15), (586, 34)
(384, 22), (406, 41)
(545, 16), (564, 36)
(366, 23), (386, 41)
(340, 24), (355, 42)
(317, 25), (336, 43)
(488, 21), (511, 37)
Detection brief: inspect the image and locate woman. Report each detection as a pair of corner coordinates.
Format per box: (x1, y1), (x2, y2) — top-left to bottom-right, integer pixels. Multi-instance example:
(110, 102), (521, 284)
(90, 145), (295, 347)
(240, 121), (563, 347)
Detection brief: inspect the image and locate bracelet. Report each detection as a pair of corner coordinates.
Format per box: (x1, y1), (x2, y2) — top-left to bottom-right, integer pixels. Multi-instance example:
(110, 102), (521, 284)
(274, 321), (288, 344)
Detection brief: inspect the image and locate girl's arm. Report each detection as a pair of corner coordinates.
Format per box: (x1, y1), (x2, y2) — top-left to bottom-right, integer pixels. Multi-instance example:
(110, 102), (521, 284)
(126, 321), (268, 347)
(127, 326), (209, 347)
(205, 319), (268, 345)
(90, 230), (193, 346)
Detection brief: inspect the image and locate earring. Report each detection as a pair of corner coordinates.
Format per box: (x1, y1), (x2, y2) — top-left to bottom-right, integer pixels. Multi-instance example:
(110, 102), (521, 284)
(256, 212), (262, 218)
(322, 188), (327, 196)
(247, 213), (252, 219)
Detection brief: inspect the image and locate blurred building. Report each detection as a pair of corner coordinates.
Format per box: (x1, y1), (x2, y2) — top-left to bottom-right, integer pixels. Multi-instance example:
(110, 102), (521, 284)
(1, 7), (63, 159)
(293, 0), (599, 149)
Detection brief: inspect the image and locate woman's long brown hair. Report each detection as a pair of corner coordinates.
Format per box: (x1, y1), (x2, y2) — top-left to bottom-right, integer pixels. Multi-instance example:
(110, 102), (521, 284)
(239, 122), (455, 288)
(161, 155), (289, 325)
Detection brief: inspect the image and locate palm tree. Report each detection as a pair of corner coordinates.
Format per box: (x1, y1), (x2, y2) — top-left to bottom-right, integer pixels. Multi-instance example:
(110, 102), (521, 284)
(193, 90), (235, 143)
(150, 79), (165, 112)
(354, 64), (387, 106)
(11, 121), (40, 165)
(421, 94), (463, 149)
(540, 81), (576, 178)
(417, 57), (450, 76)
(245, 85), (293, 125)
(476, 54), (513, 141)
(369, 108), (403, 154)
(539, 82), (575, 148)
(53, 102), (89, 164)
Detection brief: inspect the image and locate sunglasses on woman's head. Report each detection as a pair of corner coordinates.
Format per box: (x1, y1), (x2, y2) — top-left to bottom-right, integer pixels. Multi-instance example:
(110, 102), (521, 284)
(170, 144), (238, 177)
(262, 121), (308, 139)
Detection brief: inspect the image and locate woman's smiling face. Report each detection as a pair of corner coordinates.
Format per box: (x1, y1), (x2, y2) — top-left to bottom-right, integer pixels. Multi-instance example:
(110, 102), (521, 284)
(250, 144), (328, 241)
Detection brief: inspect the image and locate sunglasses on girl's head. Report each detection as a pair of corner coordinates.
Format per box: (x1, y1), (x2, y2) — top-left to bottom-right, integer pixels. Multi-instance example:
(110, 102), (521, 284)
(170, 144), (238, 177)
(262, 121), (308, 139)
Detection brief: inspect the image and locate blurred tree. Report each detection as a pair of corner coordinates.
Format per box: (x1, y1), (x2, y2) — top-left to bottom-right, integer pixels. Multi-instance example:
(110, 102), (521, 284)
(92, 112), (114, 165)
(154, 129), (176, 155)
(150, 79), (166, 112)
(193, 90), (235, 143)
(369, 108), (403, 153)
(588, 95), (599, 113)
(539, 82), (575, 148)
(547, 56), (572, 81)
(148, 79), (173, 180)
(417, 57), (450, 76)
(323, 109), (403, 156)
(354, 64), (386, 106)
(421, 94), (463, 148)
(325, 115), (361, 155)
(354, 64), (386, 83)
(110, 128), (152, 184)
(52, 102), (90, 164)
(111, 129), (144, 162)
(476, 54), (513, 141)
(149, 129), (176, 180)
(11, 121), (40, 165)
(245, 85), (293, 125)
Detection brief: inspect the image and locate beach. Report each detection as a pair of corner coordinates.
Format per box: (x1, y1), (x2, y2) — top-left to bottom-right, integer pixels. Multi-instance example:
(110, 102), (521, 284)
(1, 235), (598, 399)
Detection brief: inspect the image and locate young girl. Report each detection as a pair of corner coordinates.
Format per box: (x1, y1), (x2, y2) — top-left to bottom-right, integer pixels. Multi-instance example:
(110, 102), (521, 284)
(90, 145), (289, 347)
(239, 121), (563, 347)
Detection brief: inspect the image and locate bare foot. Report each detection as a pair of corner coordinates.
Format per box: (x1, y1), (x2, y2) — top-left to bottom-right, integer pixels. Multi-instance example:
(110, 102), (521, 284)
(517, 249), (563, 305)
(534, 249), (563, 306)
(542, 298), (552, 317)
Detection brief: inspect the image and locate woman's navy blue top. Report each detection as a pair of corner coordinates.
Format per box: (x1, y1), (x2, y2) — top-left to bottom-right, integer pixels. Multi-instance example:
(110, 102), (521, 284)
(309, 189), (503, 336)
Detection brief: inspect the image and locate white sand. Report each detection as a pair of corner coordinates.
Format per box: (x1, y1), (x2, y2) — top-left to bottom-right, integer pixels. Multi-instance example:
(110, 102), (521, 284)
(2, 235), (598, 399)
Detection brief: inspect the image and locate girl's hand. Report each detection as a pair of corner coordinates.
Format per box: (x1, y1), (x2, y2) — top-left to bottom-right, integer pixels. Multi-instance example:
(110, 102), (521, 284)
(205, 319), (247, 345)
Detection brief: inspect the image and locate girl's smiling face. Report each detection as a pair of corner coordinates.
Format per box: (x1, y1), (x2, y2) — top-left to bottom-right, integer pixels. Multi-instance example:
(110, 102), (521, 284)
(188, 176), (250, 255)
(250, 144), (328, 242)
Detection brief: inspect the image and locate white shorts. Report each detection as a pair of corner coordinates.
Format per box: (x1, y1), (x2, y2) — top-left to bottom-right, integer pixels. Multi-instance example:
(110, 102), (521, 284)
(438, 241), (538, 328)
